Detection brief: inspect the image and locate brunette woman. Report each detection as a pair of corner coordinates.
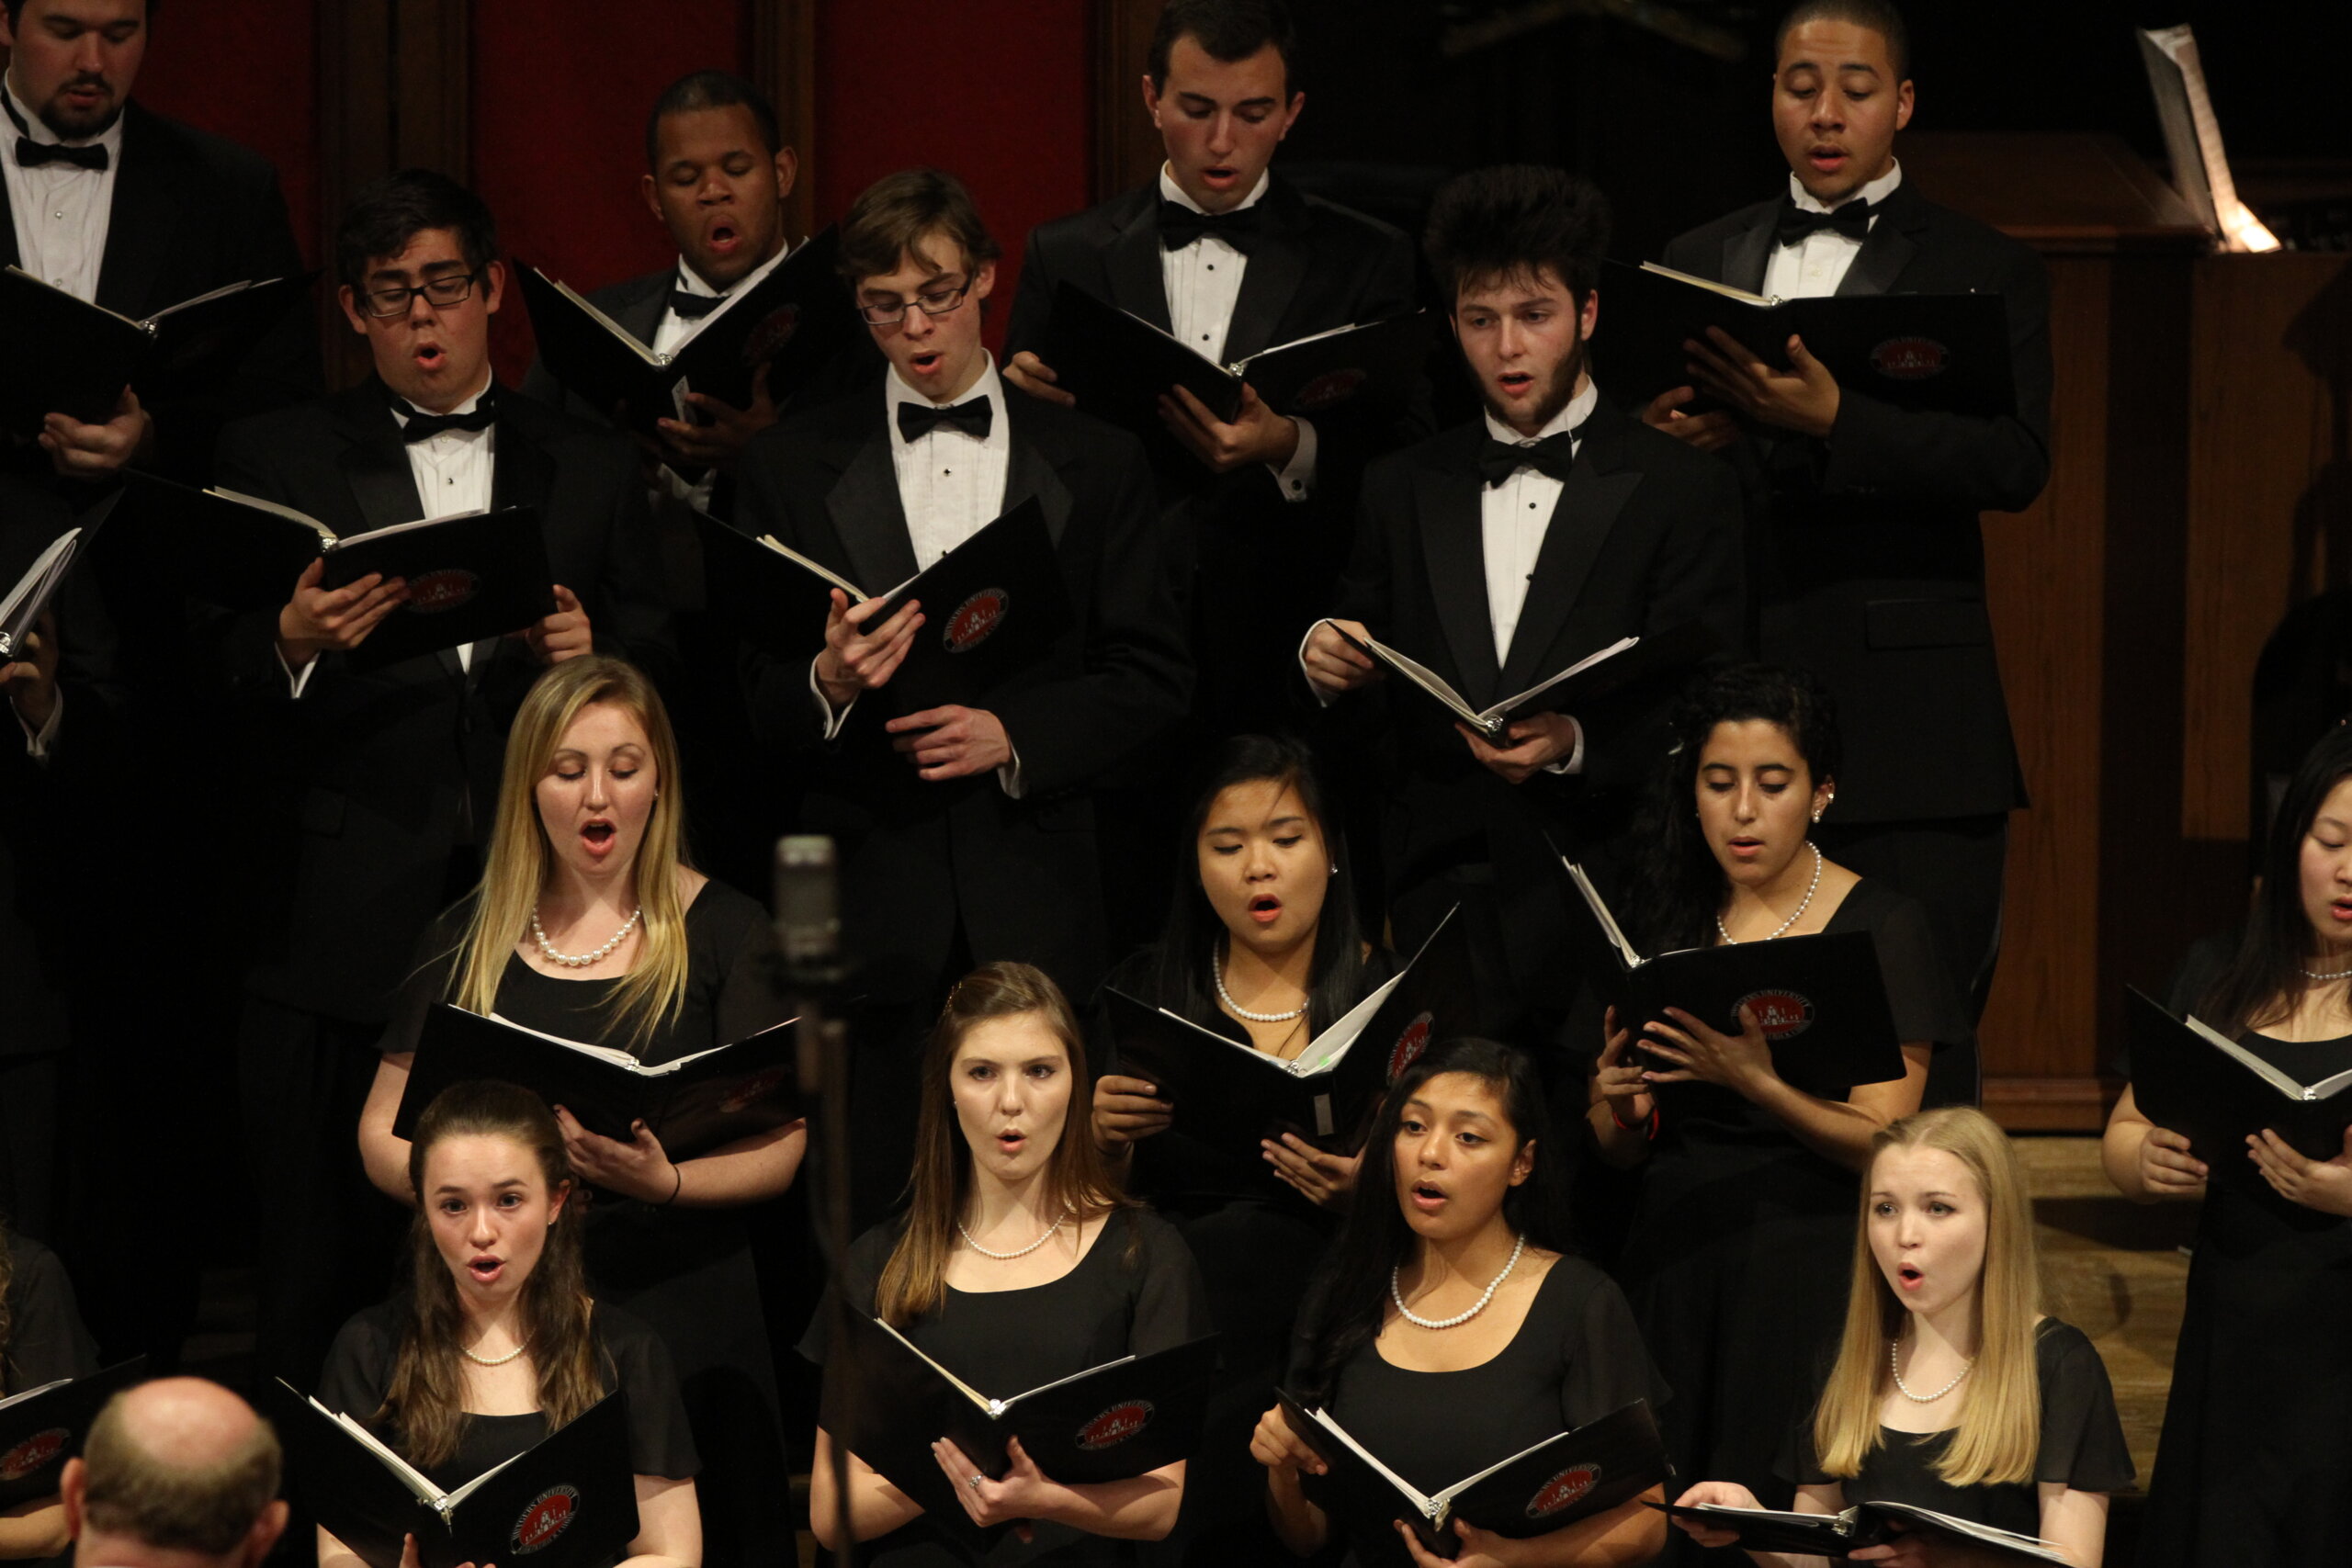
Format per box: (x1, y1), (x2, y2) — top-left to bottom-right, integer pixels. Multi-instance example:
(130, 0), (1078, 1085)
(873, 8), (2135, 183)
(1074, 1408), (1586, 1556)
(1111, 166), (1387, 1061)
(317, 1081), (701, 1568)
(804, 962), (1209, 1566)
(356, 655), (803, 1567)
(1254, 1040), (1667, 1568)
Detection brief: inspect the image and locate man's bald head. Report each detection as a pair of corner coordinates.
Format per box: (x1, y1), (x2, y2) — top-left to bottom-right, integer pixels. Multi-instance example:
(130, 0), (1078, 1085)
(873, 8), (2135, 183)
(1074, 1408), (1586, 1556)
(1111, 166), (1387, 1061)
(69, 1379), (285, 1566)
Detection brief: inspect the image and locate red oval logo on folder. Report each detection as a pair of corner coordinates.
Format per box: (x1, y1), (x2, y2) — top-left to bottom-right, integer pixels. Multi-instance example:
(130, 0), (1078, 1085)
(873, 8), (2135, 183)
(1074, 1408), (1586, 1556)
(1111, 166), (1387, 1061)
(405, 569), (481, 614)
(511, 1485), (580, 1554)
(1386, 1011), (1435, 1083)
(1294, 367), (1369, 412)
(0, 1429), (67, 1483)
(1869, 336), (1948, 380)
(1076, 1400), (1155, 1450)
(1526, 1462), (1600, 1517)
(1736, 989), (1815, 1040)
(944, 589), (1009, 653)
(720, 1066), (791, 1115)
(744, 304), (802, 364)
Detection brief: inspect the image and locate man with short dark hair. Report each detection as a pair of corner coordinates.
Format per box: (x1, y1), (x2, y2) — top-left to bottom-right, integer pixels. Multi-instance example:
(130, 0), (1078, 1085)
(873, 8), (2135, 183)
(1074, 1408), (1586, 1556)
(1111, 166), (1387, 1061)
(1303, 164), (1744, 1039)
(1645, 0), (2052, 1105)
(63, 1378), (287, 1568)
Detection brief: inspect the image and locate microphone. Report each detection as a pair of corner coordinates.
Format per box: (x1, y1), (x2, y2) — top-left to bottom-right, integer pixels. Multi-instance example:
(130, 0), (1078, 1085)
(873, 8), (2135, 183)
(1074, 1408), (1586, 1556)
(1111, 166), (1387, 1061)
(772, 834), (843, 988)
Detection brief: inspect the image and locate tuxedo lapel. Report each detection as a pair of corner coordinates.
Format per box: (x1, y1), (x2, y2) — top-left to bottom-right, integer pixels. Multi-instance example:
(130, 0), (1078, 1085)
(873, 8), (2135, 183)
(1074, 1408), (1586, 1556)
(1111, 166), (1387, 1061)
(94, 104), (179, 317)
(1002, 401), (1075, 547)
(1722, 205), (1778, 296)
(1838, 184), (1926, 299)
(0, 184), (17, 269)
(1497, 412), (1642, 695)
(490, 399), (558, 516)
(332, 388), (427, 533)
(615, 273), (671, 348)
(824, 417), (922, 592)
(1221, 183), (1311, 362)
(1105, 196), (1172, 332)
(1415, 435), (1501, 709)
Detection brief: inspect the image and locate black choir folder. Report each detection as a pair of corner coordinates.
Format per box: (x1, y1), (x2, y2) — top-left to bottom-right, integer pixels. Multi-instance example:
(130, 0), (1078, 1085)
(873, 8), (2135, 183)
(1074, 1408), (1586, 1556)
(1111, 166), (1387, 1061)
(1599, 259), (2017, 418)
(0, 265), (313, 435)
(2125, 987), (2352, 1170)
(0, 491), (118, 662)
(274, 1382), (637, 1568)
(1653, 1499), (2069, 1565)
(1333, 621), (1714, 744)
(0, 1359), (147, 1509)
(1560, 859), (1905, 1097)
(395, 1005), (801, 1161)
(517, 228), (861, 439)
(1282, 1393), (1670, 1560)
(839, 1316), (1217, 1551)
(1102, 905), (1477, 1164)
(695, 496), (1073, 712)
(1042, 281), (1432, 431)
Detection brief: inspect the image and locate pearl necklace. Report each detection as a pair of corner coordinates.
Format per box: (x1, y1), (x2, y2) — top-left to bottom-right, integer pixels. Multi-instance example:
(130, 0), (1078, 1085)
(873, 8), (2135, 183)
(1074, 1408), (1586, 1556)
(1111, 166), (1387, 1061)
(957, 1206), (1072, 1260)
(1213, 949), (1308, 1023)
(1716, 842), (1823, 945)
(532, 903), (642, 968)
(461, 1338), (529, 1367)
(1888, 1338), (1973, 1403)
(1391, 1234), (1526, 1330)
(2302, 962), (2352, 981)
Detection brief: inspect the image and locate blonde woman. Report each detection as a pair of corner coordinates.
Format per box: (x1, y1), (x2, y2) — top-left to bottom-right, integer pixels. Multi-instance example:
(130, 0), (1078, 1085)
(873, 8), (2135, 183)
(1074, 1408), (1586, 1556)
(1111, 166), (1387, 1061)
(1670, 1109), (2131, 1567)
(802, 962), (1210, 1566)
(356, 655), (804, 1568)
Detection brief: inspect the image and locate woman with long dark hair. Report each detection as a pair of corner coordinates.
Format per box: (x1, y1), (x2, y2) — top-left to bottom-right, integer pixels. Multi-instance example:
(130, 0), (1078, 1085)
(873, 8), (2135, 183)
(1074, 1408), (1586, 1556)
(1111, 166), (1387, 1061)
(316, 1081), (701, 1568)
(803, 962), (1210, 1566)
(1254, 1040), (1666, 1568)
(2109, 724), (2352, 1563)
(1589, 665), (1962, 1555)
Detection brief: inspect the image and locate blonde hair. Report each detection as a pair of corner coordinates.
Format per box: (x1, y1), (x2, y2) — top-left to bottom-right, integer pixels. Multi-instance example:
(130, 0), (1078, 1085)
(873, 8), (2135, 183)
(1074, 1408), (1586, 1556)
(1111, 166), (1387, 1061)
(452, 657), (692, 1048)
(1813, 1107), (2043, 1488)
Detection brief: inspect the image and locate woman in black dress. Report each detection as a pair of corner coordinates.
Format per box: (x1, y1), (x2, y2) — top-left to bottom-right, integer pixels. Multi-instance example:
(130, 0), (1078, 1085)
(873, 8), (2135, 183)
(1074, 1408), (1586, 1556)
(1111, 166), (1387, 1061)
(356, 655), (802, 1568)
(1091, 734), (1390, 1561)
(1673, 1108), (2131, 1567)
(1255, 1040), (1667, 1568)
(804, 961), (1210, 1566)
(2107, 725), (2352, 1564)
(1588, 666), (1960, 1547)
(0, 1218), (96, 1560)
(318, 1081), (701, 1568)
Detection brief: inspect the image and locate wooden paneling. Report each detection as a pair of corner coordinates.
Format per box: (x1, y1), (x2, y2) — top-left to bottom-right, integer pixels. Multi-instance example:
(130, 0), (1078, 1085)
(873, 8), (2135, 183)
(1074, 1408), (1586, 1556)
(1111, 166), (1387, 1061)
(747, 0), (819, 244)
(1094, 0), (1165, 201)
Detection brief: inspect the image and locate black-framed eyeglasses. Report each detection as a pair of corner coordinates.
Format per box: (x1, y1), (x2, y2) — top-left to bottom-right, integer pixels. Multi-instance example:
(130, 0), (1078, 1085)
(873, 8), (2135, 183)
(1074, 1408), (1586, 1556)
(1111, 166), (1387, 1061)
(856, 279), (971, 326)
(360, 268), (485, 320)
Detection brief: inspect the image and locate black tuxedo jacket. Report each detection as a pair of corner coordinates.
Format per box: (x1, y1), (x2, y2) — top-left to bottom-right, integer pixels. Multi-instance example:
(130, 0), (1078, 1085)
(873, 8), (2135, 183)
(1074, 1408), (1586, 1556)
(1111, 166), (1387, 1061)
(208, 382), (670, 1024)
(0, 100), (317, 483)
(736, 389), (1190, 996)
(1660, 179), (2052, 823)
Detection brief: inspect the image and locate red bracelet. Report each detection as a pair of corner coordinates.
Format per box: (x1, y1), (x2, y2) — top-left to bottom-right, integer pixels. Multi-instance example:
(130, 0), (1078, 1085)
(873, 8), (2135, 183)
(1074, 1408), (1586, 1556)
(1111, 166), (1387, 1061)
(1609, 1101), (1660, 1139)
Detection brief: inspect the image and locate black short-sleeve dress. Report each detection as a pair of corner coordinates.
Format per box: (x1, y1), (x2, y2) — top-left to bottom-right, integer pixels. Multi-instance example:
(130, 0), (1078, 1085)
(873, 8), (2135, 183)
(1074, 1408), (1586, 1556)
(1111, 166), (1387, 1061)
(2, 1232), (97, 1394)
(1610, 879), (1965, 1542)
(317, 1298), (700, 1494)
(1288, 1256), (1665, 1568)
(1783, 1319), (2132, 1535)
(800, 1207), (1212, 1567)
(379, 881), (792, 1564)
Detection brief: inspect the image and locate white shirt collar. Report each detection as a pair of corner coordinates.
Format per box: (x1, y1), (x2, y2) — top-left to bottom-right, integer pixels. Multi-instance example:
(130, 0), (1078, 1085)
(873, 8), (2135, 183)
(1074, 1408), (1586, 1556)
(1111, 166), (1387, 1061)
(885, 353), (1002, 439)
(1157, 163), (1272, 218)
(390, 372), (495, 424)
(674, 232), (797, 299)
(3, 73), (127, 159)
(1788, 158), (1904, 216)
(1482, 376), (1598, 447)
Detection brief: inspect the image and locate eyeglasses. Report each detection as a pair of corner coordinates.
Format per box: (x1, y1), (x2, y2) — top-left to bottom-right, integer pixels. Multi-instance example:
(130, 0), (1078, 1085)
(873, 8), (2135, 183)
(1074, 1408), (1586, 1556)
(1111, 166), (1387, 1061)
(359, 269), (485, 320)
(856, 280), (971, 326)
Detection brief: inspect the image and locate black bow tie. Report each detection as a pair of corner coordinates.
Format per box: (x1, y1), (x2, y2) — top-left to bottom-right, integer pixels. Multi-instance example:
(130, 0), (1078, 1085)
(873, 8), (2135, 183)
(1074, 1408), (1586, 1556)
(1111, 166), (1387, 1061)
(4, 94), (107, 171)
(1774, 196), (1874, 248)
(399, 394), (498, 443)
(1158, 199), (1262, 254)
(1479, 429), (1582, 488)
(897, 396), (992, 445)
(667, 287), (724, 321)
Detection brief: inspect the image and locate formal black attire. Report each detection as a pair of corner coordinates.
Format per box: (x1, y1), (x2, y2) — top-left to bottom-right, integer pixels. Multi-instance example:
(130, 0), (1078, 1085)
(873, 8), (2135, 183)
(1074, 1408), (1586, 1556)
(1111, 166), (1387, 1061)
(1660, 176), (2054, 1103)
(800, 1208), (1212, 1567)
(1289, 1256), (1664, 1568)
(1320, 396), (1745, 1040)
(736, 380), (1188, 1227)
(1783, 1319), (2131, 1539)
(1, 1232), (98, 1394)
(318, 1298), (700, 1495)
(210, 379), (670, 1392)
(1611, 878), (1963, 1562)
(378, 881), (792, 1568)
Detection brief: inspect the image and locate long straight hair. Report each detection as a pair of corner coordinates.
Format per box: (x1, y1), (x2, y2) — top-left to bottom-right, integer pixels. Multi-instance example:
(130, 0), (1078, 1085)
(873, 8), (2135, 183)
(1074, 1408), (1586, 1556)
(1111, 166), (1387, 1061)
(0, 1216), (14, 1395)
(451, 657), (693, 1050)
(1294, 1040), (1571, 1404)
(2195, 723), (2352, 1035)
(1136, 734), (1370, 1033)
(874, 964), (1134, 1327)
(381, 1082), (605, 1470)
(1813, 1108), (2042, 1487)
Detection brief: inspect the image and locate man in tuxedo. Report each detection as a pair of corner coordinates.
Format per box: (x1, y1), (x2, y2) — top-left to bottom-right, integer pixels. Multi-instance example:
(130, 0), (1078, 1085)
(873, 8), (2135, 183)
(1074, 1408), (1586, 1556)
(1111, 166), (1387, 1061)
(1645, 0), (2052, 1102)
(1303, 165), (1745, 1042)
(736, 168), (1189, 1224)
(211, 169), (668, 1388)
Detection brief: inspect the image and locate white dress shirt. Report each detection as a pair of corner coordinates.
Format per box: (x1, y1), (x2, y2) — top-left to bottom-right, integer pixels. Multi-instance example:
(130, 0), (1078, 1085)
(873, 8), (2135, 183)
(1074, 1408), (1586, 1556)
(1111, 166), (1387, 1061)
(1761, 161), (1904, 302)
(2, 75), (122, 303)
(1156, 164), (1317, 502)
(650, 241), (796, 512)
